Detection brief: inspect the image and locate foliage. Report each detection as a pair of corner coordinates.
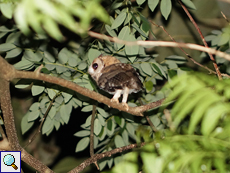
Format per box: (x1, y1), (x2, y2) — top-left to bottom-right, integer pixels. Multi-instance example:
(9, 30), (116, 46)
(1, 0), (230, 172)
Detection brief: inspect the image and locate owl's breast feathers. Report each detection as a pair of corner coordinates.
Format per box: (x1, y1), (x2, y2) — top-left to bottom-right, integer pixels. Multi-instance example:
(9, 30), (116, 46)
(97, 63), (143, 94)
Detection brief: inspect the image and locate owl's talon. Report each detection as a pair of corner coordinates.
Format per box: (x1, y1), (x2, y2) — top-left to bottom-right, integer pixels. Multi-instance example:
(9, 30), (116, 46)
(122, 103), (129, 111)
(111, 98), (119, 103)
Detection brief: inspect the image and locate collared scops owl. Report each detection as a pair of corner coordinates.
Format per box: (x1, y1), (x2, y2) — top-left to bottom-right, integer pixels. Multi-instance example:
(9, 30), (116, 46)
(88, 55), (143, 110)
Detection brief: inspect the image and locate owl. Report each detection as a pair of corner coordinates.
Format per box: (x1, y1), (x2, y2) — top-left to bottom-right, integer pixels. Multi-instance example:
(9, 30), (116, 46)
(88, 55), (143, 110)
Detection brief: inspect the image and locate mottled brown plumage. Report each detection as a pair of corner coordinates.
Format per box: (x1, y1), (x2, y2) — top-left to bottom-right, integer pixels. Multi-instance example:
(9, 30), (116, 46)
(88, 55), (143, 110)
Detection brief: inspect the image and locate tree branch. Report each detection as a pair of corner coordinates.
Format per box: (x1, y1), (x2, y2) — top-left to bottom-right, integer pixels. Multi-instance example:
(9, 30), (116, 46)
(88, 31), (230, 62)
(0, 57), (55, 173)
(178, 0), (222, 80)
(0, 57), (163, 116)
(68, 142), (145, 173)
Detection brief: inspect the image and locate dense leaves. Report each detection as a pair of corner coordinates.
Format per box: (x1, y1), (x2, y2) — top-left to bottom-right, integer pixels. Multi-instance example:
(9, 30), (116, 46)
(1, 0), (230, 172)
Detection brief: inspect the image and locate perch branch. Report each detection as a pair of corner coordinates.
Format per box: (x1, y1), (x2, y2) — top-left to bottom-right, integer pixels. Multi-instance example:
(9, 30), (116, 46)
(0, 57), (163, 116)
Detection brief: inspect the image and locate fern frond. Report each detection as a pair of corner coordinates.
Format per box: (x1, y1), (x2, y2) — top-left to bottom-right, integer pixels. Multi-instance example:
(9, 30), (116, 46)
(164, 73), (230, 135)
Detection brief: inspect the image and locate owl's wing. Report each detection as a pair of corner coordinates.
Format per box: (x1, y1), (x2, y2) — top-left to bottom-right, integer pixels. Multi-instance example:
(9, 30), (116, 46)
(98, 63), (142, 93)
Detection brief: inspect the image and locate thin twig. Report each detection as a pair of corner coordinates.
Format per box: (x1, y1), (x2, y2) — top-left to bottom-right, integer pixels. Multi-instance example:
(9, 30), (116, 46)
(24, 93), (60, 148)
(178, 0), (222, 80)
(68, 142), (145, 173)
(138, 98), (157, 132)
(90, 105), (99, 169)
(221, 11), (230, 24)
(150, 21), (228, 77)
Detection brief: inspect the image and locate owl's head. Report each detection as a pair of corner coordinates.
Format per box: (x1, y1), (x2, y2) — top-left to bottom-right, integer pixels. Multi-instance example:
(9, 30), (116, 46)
(88, 55), (121, 82)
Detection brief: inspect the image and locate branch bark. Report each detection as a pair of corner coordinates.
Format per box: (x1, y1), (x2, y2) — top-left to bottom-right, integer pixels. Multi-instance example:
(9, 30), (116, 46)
(68, 142), (145, 173)
(0, 57), (163, 116)
(88, 31), (230, 62)
(0, 57), (55, 173)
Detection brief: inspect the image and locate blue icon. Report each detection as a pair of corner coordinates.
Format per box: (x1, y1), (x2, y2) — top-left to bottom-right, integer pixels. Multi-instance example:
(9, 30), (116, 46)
(3, 154), (18, 170)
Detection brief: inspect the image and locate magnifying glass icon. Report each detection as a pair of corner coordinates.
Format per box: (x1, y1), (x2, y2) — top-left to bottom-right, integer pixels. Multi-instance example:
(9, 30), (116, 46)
(3, 154), (18, 170)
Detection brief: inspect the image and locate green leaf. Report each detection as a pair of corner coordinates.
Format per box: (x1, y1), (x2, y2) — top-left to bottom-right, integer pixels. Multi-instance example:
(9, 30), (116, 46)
(44, 51), (56, 63)
(60, 104), (72, 124)
(107, 118), (115, 136)
(105, 24), (117, 37)
(27, 110), (40, 122)
(68, 57), (78, 67)
(145, 80), (154, 92)
(188, 91), (220, 134)
(137, 0), (146, 5)
(94, 118), (102, 135)
(125, 34), (139, 56)
(117, 26), (130, 50)
(75, 137), (90, 152)
(0, 43), (16, 52)
(115, 135), (125, 148)
(62, 91), (73, 103)
(88, 48), (102, 64)
(111, 11), (127, 29)
(74, 130), (90, 137)
(131, 24), (148, 39)
(152, 62), (167, 78)
(14, 59), (34, 70)
(48, 106), (56, 119)
(58, 48), (69, 64)
(24, 50), (43, 62)
(5, 48), (22, 59)
(81, 105), (93, 112)
(31, 85), (45, 96)
(42, 117), (53, 134)
(141, 63), (152, 76)
(97, 114), (105, 126)
(0, 3), (13, 19)
(218, 32), (230, 46)
(43, 17), (63, 41)
(14, 3), (30, 35)
(29, 102), (40, 111)
(97, 107), (109, 118)
(56, 65), (68, 74)
(181, 0), (196, 10)
(47, 88), (58, 99)
(126, 123), (136, 139)
(124, 13), (132, 25)
(78, 62), (87, 70)
(165, 55), (187, 64)
(112, 153), (138, 173)
(122, 130), (129, 145)
(141, 152), (162, 173)
(148, 0), (159, 12)
(201, 104), (228, 136)
(160, 0), (172, 20)
(21, 112), (34, 134)
(114, 116), (121, 126)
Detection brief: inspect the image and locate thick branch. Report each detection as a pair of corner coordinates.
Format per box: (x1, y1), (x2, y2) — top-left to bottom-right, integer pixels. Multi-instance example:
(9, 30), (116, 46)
(0, 57), (55, 173)
(0, 56), (163, 116)
(0, 79), (21, 150)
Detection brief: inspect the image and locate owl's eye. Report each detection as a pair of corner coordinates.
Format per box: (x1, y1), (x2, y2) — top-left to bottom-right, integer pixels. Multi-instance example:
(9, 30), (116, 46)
(92, 63), (98, 70)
